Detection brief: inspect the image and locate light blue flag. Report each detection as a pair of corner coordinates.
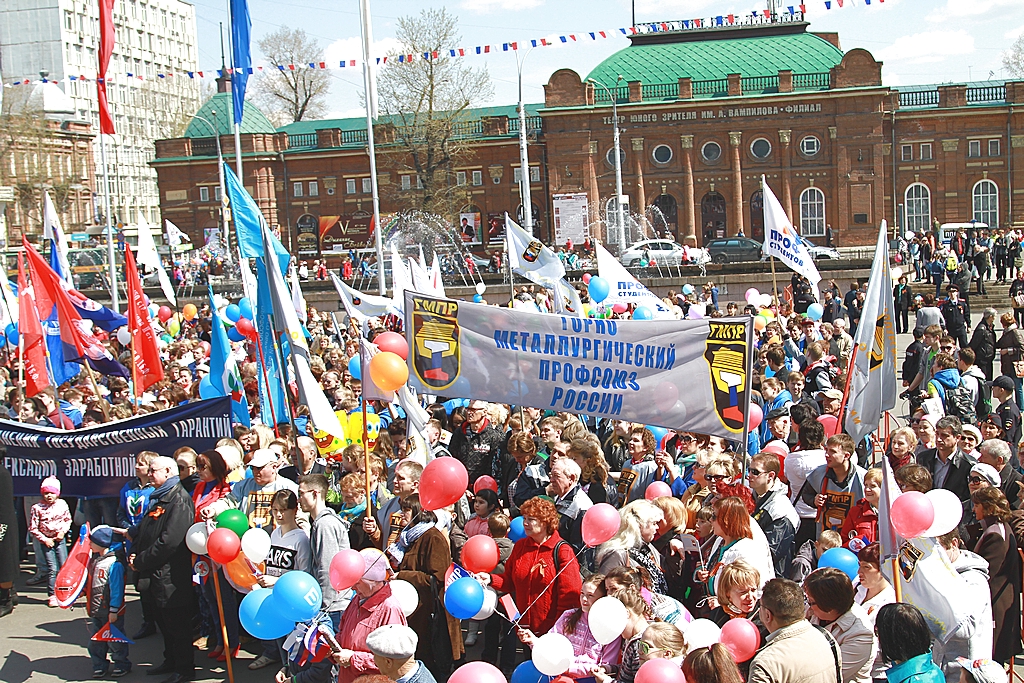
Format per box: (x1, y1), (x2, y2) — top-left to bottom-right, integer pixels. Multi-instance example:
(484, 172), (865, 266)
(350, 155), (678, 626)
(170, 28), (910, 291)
(254, 258), (287, 427)
(43, 320), (81, 386)
(229, 0), (251, 125)
(208, 285), (250, 427)
(223, 164), (290, 273)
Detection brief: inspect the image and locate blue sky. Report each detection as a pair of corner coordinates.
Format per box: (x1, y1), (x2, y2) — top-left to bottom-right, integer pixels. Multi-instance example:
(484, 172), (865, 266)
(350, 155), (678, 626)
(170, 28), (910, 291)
(189, 0), (1024, 119)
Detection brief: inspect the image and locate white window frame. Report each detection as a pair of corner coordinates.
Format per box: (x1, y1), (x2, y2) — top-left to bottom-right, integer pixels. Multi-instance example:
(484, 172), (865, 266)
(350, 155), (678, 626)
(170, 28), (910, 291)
(471, 170), (483, 186)
(401, 175), (411, 190)
(799, 187), (826, 237)
(904, 182), (931, 233)
(214, 186), (221, 202)
(901, 145), (912, 162)
(308, 181), (318, 197)
(800, 135), (820, 157)
(920, 143), (932, 161)
(749, 137), (772, 159)
(361, 177), (372, 193)
(973, 179), (999, 228)
(530, 166), (540, 182)
(969, 140), (981, 158)
(346, 179), (357, 194)
(456, 171), (467, 186)
(416, 175), (423, 189)
(989, 139), (1000, 157)
(198, 186), (209, 202)
(651, 144), (673, 165)
(293, 182), (303, 197)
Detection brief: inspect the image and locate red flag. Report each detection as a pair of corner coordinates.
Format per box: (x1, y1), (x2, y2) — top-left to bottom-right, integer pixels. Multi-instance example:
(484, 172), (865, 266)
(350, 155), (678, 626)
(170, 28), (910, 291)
(18, 254), (50, 397)
(123, 247), (163, 393)
(97, 0), (115, 134)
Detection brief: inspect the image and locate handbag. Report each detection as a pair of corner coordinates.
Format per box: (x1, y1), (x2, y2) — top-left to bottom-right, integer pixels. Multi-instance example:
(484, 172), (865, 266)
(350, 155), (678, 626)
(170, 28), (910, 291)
(1014, 360), (1024, 378)
(1013, 294), (1024, 308)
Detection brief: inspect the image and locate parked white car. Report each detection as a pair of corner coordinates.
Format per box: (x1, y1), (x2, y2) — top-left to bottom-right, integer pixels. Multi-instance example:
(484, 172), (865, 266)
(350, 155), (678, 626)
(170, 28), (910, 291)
(619, 239), (687, 267)
(800, 237), (841, 260)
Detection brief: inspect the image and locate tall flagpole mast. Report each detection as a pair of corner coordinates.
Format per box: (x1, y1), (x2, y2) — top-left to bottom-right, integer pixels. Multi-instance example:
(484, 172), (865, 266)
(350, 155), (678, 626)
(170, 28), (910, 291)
(100, 135), (118, 312)
(359, 0), (386, 297)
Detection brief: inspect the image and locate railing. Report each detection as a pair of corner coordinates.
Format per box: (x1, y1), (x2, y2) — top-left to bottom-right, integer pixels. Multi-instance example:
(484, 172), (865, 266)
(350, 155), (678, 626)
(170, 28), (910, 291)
(287, 132), (318, 149)
(898, 89), (940, 108)
(692, 78), (730, 97)
(508, 115), (543, 135)
(792, 72), (831, 89)
(341, 129), (368, 145)
(190, 137), (217, 156)
(593, 85), (630, 104)
(967, 85), (1005, 103)
(742, 75), (778, 93)
(642, 83), (680, 100)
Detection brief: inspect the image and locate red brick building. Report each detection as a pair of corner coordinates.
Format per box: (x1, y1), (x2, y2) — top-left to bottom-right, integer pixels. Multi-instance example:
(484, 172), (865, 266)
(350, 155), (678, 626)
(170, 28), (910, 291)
(150, 14), (1024, 256)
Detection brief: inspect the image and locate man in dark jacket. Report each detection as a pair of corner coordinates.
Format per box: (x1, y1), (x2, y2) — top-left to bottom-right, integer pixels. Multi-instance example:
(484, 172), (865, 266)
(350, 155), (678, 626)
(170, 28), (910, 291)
(749, 453), (799, 577)
(969, 308), (998, 380)
(128, 456), (195, 683)
(449, 400), (504, 485)
(916, 416), (974, 503)
(941, 284), (971, 349)
(903, 327), (927, 387)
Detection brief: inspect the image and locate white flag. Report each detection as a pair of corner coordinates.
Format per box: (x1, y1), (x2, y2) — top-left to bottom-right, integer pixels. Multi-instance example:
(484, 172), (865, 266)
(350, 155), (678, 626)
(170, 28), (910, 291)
(506, 214), (584, 317)
(136, 212), (177, 306)
(761, 176), (821, 287)
(43, 192), (72, 282)
(389, 242), (410, 314)
(845, 222), (897, 444)
(331, 273), (391, 323)
(289, 263), (307, 324)
(360, 336), (394, 402)
(164, 219), (188, 246)
(409, 257), (441, 297)
(595, 242), (675, 319)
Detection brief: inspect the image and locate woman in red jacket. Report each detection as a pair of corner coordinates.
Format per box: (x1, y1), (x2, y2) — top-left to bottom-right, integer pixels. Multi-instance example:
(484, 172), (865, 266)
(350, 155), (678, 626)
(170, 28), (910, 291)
(840, 467), (881, 549)
(477, 496), (582, 638)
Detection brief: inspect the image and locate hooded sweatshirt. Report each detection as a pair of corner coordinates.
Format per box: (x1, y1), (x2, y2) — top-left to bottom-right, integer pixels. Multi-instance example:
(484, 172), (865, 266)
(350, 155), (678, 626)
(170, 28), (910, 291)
(927, 368), (962, 407)
(309, 506), (353, 613)
(931, 548), (994, 682)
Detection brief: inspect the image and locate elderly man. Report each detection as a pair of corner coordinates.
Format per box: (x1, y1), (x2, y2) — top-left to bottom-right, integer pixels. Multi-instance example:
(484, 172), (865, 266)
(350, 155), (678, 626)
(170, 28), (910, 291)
(830, 319), (853, 371)
(978, 439), (1022, 510)
(748, 579), (840, 683)
(209, 448), (298, 529)
(279, 436), (327, 483)
(546, 458), (593, 553)
(127, 456), (195, 683)
(449, 400), (504, 485)
(366, 624), (437, 683)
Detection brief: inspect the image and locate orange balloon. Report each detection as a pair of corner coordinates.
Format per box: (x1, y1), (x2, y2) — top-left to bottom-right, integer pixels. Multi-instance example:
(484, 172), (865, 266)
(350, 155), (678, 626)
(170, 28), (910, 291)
(223, 552), (265, 593)
(182, 303), (198, 321)
(369, 351), (409, 392)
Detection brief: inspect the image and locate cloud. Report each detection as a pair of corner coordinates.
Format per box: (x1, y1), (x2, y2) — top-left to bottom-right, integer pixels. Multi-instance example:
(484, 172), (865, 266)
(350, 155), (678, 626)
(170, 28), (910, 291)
(876, 30), (975, 65)
(325, 107), (368, 120)
(1006, 24), (1024, 41)
(323, 36), (404, 65)
(634, 0), (717, 13)
(460, 0), (543, 12)
(927, 0), (1020, 22)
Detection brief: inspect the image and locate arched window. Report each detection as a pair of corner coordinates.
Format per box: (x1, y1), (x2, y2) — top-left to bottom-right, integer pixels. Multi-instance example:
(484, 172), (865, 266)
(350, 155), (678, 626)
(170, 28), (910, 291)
(904, 183), (931, 233)
(973, 179), (999, 228)
(799, 187), (825, 237)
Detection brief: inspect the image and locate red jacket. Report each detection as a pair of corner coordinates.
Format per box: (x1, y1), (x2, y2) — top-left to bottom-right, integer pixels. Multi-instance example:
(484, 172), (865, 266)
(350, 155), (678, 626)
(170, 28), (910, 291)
(840, 498), (878, 549)
(192, 479), (233, 523)
(490, 531), (582, 635)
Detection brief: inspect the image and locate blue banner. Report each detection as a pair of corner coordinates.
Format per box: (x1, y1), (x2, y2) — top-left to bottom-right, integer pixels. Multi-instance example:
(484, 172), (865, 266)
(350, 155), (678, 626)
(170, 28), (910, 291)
(229, 0), (251, 125)
(3, 398), (232, 498)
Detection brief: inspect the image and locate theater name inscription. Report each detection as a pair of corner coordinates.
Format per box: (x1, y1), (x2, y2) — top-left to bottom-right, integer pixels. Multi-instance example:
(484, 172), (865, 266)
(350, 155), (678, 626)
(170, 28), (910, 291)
(602, 102), (824, 125)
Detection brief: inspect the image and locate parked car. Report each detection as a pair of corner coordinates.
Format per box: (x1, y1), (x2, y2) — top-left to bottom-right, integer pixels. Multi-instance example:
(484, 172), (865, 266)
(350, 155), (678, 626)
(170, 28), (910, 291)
(706, 237), (763, 264)
(800, 237), (841, 260)
(619, 239), (687, 267)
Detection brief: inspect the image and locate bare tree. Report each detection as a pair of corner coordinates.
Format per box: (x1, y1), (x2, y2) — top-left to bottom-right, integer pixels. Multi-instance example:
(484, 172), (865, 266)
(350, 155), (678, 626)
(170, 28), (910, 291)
(1004, 35), (1024, 78)
(251, 27), (331, 125)
(376, 8), (493, 219)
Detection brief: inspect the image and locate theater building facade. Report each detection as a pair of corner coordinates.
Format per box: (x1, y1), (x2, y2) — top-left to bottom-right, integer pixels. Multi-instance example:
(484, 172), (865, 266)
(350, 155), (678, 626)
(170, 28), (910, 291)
(150, 14), (1024, 257)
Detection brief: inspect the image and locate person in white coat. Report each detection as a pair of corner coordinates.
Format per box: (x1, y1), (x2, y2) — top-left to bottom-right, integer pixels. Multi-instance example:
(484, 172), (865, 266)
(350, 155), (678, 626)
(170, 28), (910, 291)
(935, 530), (995, 683)
(804, 567), (876, 683)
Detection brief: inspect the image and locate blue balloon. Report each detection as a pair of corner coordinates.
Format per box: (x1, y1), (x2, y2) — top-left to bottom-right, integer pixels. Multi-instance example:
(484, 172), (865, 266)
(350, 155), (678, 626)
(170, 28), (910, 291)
(272, 570), (322, 622)
(227, 325), (245, 342)
(4, 323), (17, 347)
(632, 306), (654, 321)
(238, 297), (254, 320)
(444, 577), (485, 619)
(198, 375), (218, 400)
(681, 284), (694, 296)
(239, 588), (295, 640)
(512, 661), (553, 683)
(588, 276), (610, 304)
(348, 355), (361, 380)
(818, 547), (860, 580)
(646, 425), (669, 448)
(473, 294), (484, 303)
(508, 516), (526, 542)
(807, 303), (824, 321)
(148, 303), (159, 319)
(225, 303), (241, 323)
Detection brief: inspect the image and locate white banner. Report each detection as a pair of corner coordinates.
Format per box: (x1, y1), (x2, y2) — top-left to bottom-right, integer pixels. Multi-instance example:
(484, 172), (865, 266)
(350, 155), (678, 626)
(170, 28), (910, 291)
(595, 243), (675, 319)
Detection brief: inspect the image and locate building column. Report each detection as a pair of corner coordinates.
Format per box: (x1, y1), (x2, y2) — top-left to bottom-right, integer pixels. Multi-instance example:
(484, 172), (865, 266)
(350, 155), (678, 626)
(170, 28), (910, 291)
(587, 141), (600, 225)
(729, 131), (745, 236)
(680, 135), (696, 246)
(632, 138), (646, 221)
(779, 129), (793, 221)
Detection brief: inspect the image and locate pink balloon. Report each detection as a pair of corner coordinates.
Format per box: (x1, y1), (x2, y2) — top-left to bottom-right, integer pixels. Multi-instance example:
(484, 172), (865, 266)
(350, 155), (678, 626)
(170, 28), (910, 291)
(449, 661), (507, 683)
(582, 503), (621, 548)
(720, 617), (762, 662)
(890, 491), (935, 539)
(612, 303), (627, 314)
(635, 658), (685, 683)
(582, 273), (592, 284)
(748, 403), (763, 430)
(473, 475), (499, 494)
(329, 549), (365, 591)
(374, 331), (409, 360)
(462, 534), (500, 574)
(645, 481), (673, 501)
(654, 381), (679, 412)
(419, 457), (469, 511)
(817, 414), (839, 437)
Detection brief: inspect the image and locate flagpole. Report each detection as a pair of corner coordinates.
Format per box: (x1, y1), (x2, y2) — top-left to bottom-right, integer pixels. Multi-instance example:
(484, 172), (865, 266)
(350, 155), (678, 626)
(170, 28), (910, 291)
(99, 133), (119, 313)
(837, 345), (858, 429)
(210, 568), (236, 683)
(83, 359), (111, 422)
(129, 336), (139, 415)
(769, 256), (780, 307)
(362, 395), (372, 521)
(358, 0), (386, 297)
(17, 334), (24, 400)
(251, 327), (279, 435)
(270, 333), (303, 465)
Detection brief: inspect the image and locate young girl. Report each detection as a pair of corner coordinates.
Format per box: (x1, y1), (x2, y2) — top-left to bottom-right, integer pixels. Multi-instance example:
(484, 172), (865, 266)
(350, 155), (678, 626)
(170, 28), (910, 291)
(637, 622), (686, 667)
(591, 585), (650, 683)
(30, 476), (72, 607)
(840, 468), (881, 549)
(463, 489), (498, 538)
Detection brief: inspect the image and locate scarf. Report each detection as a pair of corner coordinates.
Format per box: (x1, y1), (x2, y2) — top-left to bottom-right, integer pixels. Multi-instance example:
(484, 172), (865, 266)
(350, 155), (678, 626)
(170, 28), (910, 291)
(150, 476), (181, 503)
(629, 543), (669, 595)
(386, 521), (433, 566)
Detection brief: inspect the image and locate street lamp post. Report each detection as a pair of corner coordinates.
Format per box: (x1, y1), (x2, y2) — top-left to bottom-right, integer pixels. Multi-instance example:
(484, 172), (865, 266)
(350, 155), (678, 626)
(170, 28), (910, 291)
(587, 76), (626, 253)
(516, 47), (537, 236)
(191, 113), (230, 261)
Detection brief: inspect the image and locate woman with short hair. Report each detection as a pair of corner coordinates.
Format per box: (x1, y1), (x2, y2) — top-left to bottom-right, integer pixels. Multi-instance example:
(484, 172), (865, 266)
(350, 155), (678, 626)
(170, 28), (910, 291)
(702, 497), (775, 594)
(875, 603), (944, 683)
(804, 567), (876, 683)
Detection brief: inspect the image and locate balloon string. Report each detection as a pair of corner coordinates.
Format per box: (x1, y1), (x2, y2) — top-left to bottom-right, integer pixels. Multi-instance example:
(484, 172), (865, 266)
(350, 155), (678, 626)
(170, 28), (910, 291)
(509, 544), (589, 629)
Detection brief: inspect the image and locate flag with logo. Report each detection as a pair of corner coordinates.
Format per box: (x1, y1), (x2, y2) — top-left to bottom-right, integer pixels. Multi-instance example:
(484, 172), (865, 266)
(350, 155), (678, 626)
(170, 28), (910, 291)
(124, 246), (164, 393)
(506, 214), (584, 317)
(330, 273), (391, 323)
(208, 285), (250, 427)
(595, 242), (674, 318)
(91, 623), (133, 644)
(18, 253), (50, 397)
(761, 176), (821, 289)
(845, 222), (897, 444)
(165, 219), (188, 247)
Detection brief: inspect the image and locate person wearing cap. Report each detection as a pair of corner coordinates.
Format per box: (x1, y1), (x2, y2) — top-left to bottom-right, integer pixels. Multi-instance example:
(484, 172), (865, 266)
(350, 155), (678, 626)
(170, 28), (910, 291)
(977, 439), (1021, 510)
(366, 624), (436, 683)
(211, 448), (298, 530)
(957, 658), (1007, 683)
(959, 462), (1000, 547)
(324, 549), (407, 683)
(763, 407), (792, 454)
(821, 389), (843, 418)
(941, 285), (970, 350)
(29, 476), (72, 607)
(989, 376), (1022, 462)
(85, 525), (131, 678)
(449, 400), (504, 486)
(960, 424), (984, 460)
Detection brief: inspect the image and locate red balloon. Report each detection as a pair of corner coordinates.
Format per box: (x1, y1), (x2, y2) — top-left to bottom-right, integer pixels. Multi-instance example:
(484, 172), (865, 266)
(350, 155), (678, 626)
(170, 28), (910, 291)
(473, 475), (498, 494)
(462, 535), (500, 573)
(635, 658), (685, 683)
(582, 273), (592, 284)
(748, 403), (763, 430)
(762, 442), (789, 458)
(890, 491), (935, 539)
(644, 481), (673, 500)
(207, 527), (241, 564)
(720, 617), (762, 662)
(198, 341), (211, 357)
(582, 503), (621, 548)
(329, 548), (365, 591)
(612, 303), (627, 314)
(235, 318), (256, 338)
(817, 414), (839, 437)
(374, 331), (409, 360)
(449, 661), (507, 683)
(157, 305), (174, 323)
(419, 457), (469, 511)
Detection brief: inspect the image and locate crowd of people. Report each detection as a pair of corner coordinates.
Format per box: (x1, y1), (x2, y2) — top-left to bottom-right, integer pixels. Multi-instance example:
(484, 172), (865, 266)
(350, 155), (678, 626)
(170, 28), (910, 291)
(0, 260), (1023, 683)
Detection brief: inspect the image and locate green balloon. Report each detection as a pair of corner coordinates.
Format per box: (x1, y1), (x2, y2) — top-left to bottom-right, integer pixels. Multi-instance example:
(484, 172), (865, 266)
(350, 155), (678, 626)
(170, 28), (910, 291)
(217, 509), (249, 539)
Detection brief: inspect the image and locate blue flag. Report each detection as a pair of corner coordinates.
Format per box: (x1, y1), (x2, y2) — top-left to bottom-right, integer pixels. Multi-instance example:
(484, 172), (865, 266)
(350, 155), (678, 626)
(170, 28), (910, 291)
(223, 164), (289, 272)
(254, 258), (287, 426)
(229, 0), (251, 125)
(43, 321), (82, 386)
(208, 285), (250, 427)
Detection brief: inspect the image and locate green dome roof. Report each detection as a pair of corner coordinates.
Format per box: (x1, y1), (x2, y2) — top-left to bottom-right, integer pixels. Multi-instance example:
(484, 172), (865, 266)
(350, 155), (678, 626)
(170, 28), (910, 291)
(586, 29), (843, 87)
(184, 92), (277, 138)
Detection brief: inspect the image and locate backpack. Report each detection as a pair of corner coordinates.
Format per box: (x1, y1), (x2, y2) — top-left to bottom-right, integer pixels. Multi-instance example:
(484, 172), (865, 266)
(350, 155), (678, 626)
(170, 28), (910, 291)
(975, 377), (993, 421)
(943, 380), (977, 425)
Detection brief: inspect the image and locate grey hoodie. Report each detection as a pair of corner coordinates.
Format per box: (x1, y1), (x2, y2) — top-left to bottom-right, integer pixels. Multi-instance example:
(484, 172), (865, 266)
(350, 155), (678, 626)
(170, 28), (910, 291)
(310, 506), (352, 613)
(932, 548), (993, 683)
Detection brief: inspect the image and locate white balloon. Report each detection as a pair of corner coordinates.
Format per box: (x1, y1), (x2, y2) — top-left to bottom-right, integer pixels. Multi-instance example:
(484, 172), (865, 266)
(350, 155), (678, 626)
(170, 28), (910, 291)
(472, 587), (497, 620)
(475, 282), (486, 295)
(588, 596), (628, 645)
(923, 488), (963, 537)
(682, 618), (721, 651)
(117, 327), (132, 345)
(185, 522), (209, 555)
(758, 293), (774, 309)
(891, 267), (904, 281)
(532, 632), (574, 676)
(389, 579), (419, 617)
(241, 527), (272, 563)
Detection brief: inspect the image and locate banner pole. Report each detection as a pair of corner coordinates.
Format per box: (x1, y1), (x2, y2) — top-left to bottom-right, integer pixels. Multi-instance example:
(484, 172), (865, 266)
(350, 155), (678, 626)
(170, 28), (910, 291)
(769, 255), (780, 308)
(129, 335), (139, 415)
(836, 345), (858, 431)
(17, 333), (23, 405)
(271, 334), (302, 466)
(362, 396), (372, 521)
(82, 359), (111, 422)
(251, 326), (278, 435)
(210, 568), (236, 683)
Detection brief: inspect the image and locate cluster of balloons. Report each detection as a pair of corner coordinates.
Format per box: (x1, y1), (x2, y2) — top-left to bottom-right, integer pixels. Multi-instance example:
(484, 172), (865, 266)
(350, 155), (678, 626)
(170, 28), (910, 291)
(349, 331), (410, 393)
(890, 488), (962, 539)
(745, 288), (777, 332)
(224, 297), (257, 343)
